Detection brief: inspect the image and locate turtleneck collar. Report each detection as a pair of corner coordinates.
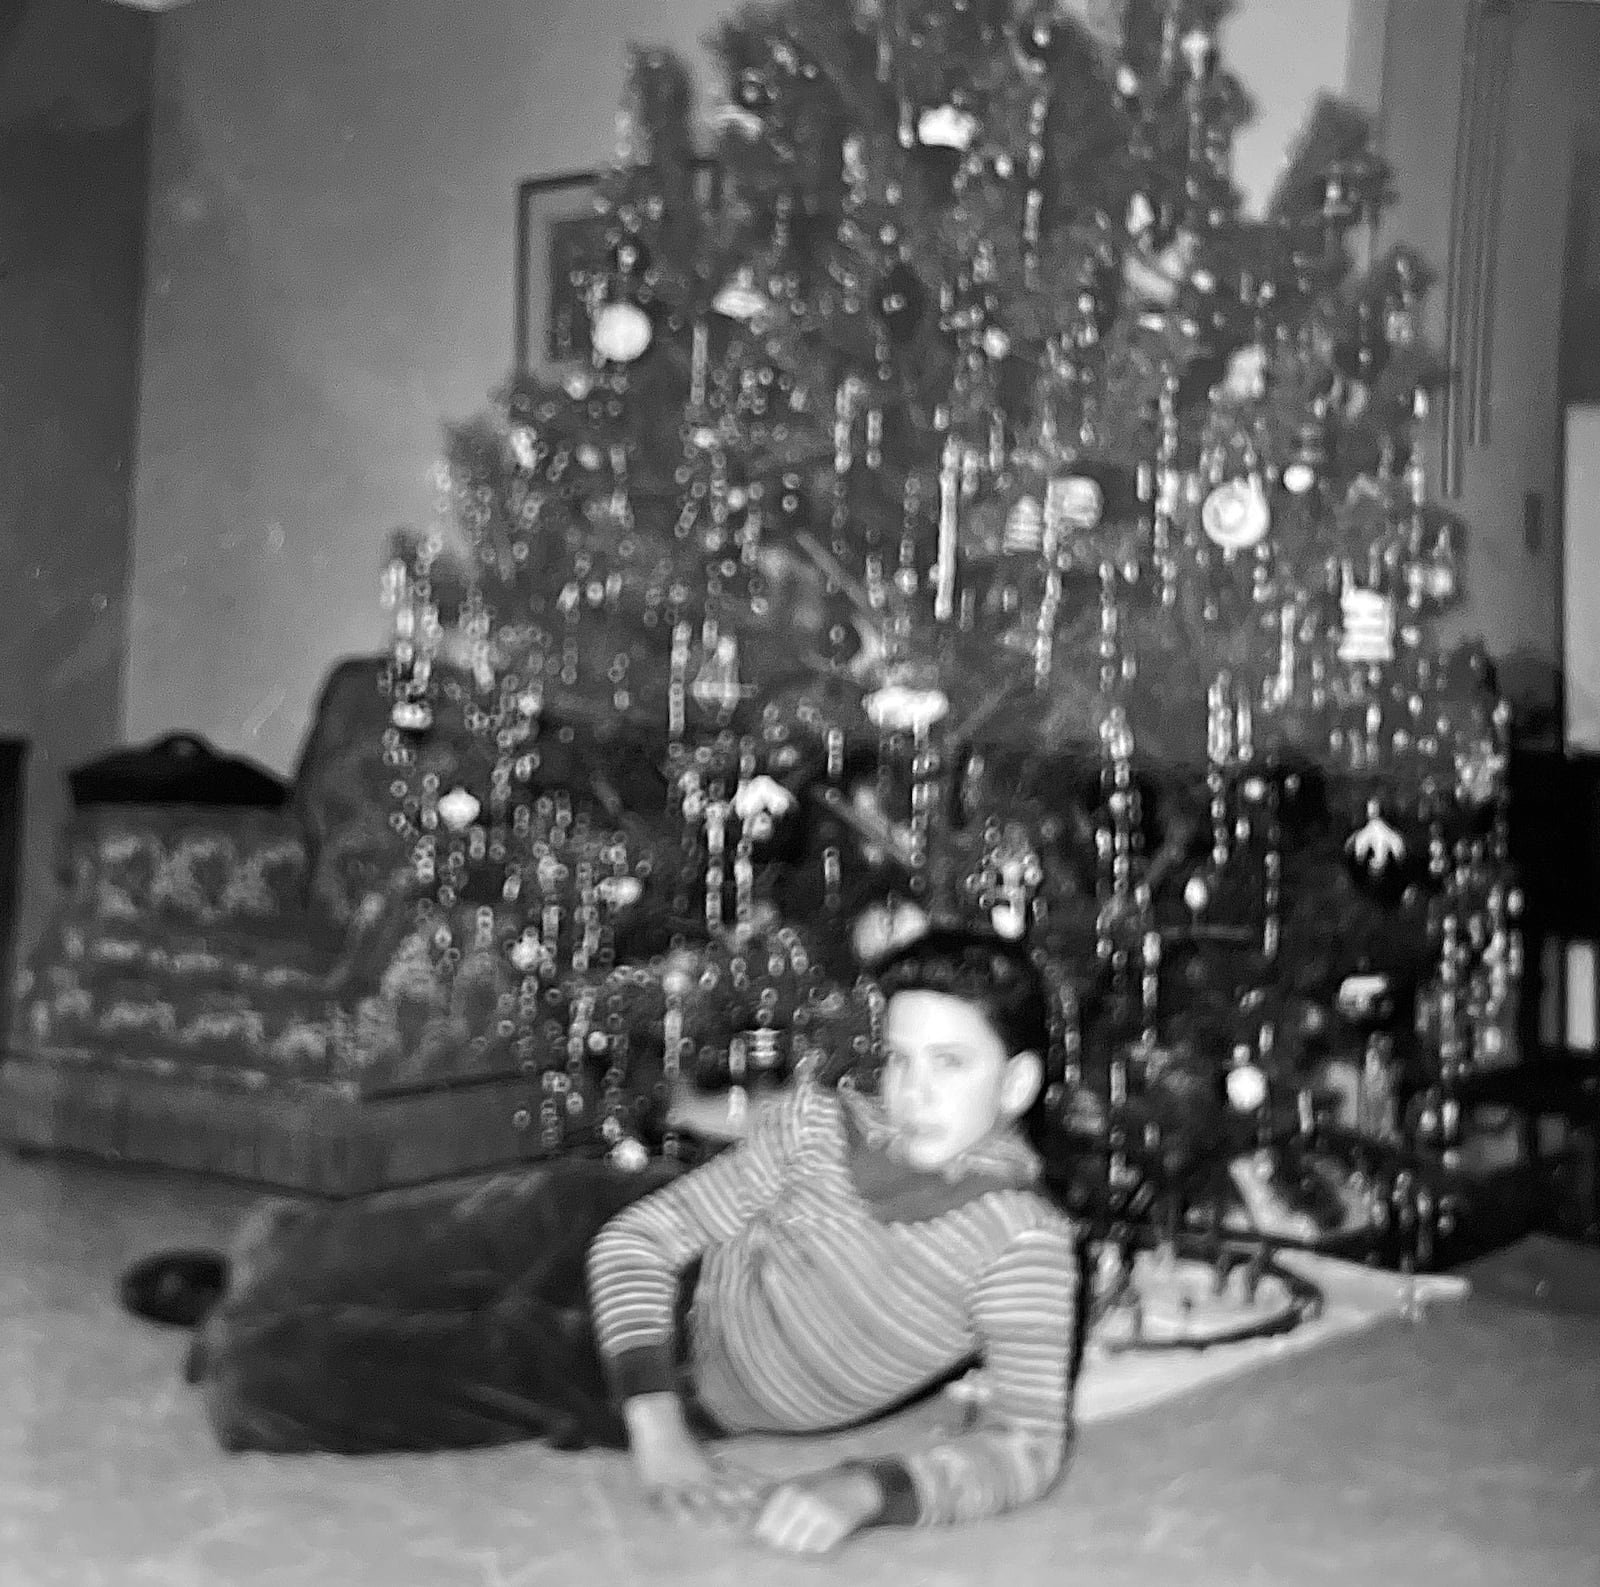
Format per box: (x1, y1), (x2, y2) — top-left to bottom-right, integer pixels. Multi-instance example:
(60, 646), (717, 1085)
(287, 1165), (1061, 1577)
(837, 1089), (1041, 1225)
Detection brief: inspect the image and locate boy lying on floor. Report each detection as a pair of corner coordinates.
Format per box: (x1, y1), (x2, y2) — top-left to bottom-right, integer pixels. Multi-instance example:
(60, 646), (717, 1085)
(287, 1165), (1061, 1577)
(188, 929), (1086, 1557)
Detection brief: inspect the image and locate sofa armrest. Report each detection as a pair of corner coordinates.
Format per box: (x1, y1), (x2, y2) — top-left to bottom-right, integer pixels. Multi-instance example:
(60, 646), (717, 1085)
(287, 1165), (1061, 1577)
(58, 804), (312, 930)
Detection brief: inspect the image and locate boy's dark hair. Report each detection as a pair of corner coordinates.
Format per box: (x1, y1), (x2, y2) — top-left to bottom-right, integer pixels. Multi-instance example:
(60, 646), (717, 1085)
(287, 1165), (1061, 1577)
(872, 925), (1077, 1175)
(872, 924), (1054, 1072)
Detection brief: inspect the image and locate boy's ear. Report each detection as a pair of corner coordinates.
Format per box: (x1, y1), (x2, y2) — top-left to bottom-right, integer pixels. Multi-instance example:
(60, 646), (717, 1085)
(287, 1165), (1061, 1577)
(1001, 1051), (1044, 1119)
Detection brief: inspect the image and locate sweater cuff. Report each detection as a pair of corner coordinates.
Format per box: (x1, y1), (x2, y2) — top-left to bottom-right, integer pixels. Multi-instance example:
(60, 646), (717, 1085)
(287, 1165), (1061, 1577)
(838, 1457), (921, 1528)
(604, 1343), (679, 1402)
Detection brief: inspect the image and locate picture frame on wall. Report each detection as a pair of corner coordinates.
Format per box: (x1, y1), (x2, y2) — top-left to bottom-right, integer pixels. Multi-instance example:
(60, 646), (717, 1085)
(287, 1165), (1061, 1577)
(514, 169), (605, 379)
(514, 160), (727, 379)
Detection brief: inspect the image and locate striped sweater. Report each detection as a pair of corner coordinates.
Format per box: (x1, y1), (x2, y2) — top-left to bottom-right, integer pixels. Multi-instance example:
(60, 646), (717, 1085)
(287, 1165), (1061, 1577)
(586, 1082), (1079, 1527)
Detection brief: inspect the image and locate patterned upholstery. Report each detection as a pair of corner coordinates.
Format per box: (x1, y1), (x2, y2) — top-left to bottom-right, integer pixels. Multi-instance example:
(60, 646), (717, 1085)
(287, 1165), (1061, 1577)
(8, 658), (565, 1098)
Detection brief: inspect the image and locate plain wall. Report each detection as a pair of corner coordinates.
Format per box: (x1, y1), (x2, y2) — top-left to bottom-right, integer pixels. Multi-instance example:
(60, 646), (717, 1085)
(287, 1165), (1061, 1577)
(0, 0), (153, 956)
(124, 0), (1361, 780)
(1376, 0), (1600, 726)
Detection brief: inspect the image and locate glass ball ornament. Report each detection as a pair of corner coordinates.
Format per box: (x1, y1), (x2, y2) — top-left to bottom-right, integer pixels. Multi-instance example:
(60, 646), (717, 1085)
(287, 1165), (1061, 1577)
(1226, 1061), (1268, 1112)
(1201, 476), (1271, 551)
(591, 299), (653, 363)
(1047, 475), (1105, 532)
(1282, 461), (1318, 495)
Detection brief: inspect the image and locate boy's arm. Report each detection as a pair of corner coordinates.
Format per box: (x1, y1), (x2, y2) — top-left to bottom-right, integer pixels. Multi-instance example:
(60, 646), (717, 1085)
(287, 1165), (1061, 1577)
(838, 1224), (1080, 1528)
(586, 1084), (814, 1401)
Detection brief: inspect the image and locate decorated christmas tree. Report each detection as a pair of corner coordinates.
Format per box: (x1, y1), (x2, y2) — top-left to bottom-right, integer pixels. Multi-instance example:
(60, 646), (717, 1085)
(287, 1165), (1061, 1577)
(381, 0), (1518, 1241)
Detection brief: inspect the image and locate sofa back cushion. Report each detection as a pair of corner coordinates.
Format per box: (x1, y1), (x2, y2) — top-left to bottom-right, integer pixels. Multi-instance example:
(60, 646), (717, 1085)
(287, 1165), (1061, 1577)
(292, 657), (491, 928)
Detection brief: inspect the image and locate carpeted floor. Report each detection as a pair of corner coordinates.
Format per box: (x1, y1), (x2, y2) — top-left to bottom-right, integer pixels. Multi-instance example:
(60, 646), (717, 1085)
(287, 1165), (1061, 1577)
(4, 1149), (1599, 1587)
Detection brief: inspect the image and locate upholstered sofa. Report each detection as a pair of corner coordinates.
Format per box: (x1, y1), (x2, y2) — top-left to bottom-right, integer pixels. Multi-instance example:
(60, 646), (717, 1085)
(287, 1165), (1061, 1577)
(0, 656), (754, 1195)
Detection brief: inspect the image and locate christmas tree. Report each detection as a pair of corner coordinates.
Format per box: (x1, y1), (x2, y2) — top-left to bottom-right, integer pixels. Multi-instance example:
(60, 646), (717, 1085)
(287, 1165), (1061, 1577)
(382, 0), (1517, 1232)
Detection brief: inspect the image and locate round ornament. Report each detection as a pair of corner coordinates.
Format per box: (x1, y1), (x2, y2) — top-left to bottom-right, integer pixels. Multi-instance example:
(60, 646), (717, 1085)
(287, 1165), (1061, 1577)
(591, 300), (653, 363)
(982, 325), (1012, 360)
(1200, 476), (1271, 551)
(509, 935), (542, 974)
(990, 900), (1028, 941)
(1226, 1061), (1268, 1112)
(438, 787), (482, 832)
(1282, 461), (1317, 495)
(1047, 474), (1105, 533)
(1183, 875), (1210, 915)
(610, 1137), (651, 1172)
(597, 875), (644, 909)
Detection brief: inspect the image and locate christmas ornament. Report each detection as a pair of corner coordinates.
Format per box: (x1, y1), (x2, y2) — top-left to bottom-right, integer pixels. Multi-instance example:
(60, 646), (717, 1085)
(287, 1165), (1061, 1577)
(610, 1137), (650, 1172)
(591, 300), (653, 363)
(390, 699), (433, 733)
(1123, 232), (1197, 308)
(876, 262), (927, 343)
(1046, 475), (1105, 533)
(917, 103), (978, 151)
(853, 898), (930, 965)
(1222, 344), (1268, 402)
(1282, 461), (1317, 495)
(864, 681), (950, 733)
(596, 875), (644, 909)
(1345, 802), (1411, 903)
(508, 426), (539, 471)
(692, 636), (750, 715)
(1226, 1060), (1268, 1112)
(732, 773), (797, 839)
(1200, 476), (1271, 551)
(1336, 972), (1395, 1025)
(712, 269), (771, 323)
(438, 787), (482, 831)
(1339, 588), (1396, 664)
(1004, 495), (1045, 554)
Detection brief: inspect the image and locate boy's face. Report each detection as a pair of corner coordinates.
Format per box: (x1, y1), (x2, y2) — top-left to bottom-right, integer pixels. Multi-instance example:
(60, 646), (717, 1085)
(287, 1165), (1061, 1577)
(880, 990), (1041, 1172)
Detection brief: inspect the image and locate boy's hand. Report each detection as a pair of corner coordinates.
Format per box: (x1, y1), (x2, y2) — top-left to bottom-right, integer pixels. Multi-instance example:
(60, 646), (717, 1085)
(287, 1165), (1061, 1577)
(625, 1394), (767, 1526)
(753, 1466), (883, 1555)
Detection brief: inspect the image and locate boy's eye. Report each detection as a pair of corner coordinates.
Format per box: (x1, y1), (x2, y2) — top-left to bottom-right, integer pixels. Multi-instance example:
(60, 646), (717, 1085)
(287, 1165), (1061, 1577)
(936, 1051), (967, 1071)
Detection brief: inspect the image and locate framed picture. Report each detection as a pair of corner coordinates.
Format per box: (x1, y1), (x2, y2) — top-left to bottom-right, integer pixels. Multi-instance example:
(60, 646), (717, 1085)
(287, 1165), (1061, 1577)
(514, 161), (727, 378)
(515, 169), (605, 378)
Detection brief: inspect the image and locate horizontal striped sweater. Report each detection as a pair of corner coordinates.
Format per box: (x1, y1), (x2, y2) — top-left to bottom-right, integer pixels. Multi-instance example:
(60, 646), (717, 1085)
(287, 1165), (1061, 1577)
(586, 1082), (1079, 1527)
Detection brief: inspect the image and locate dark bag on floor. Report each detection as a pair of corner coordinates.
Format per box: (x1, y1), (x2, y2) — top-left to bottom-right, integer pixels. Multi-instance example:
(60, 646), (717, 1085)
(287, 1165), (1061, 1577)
(70, 733), (289, 809)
